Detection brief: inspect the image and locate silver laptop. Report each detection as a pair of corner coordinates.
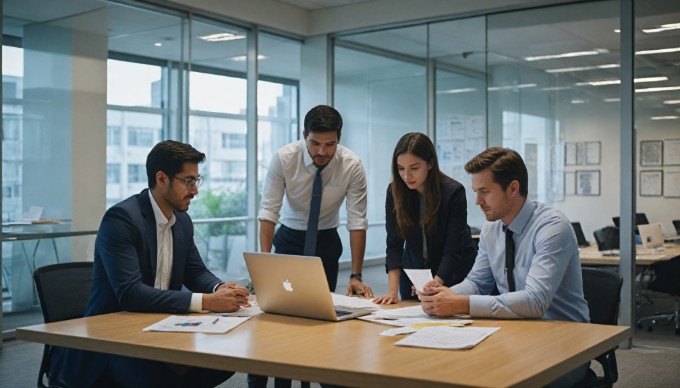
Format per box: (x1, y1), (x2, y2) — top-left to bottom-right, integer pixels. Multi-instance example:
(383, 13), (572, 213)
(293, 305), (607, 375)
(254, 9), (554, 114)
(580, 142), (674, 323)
(243, 252), (372, 321)
(638, 223), (665, 250)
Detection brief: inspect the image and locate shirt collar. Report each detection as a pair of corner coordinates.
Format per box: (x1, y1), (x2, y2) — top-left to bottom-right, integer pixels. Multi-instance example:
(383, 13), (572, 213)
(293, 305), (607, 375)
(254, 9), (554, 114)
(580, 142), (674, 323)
(301, 139), (336, 172)
(506, 199), (536, 235)
(148, 190), (176, 228)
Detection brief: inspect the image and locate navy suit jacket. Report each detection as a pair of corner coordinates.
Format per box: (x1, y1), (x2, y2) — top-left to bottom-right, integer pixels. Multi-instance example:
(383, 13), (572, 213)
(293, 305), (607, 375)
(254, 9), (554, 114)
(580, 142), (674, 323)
(385, 176), (477, 299)
(50, 189), (222, 387)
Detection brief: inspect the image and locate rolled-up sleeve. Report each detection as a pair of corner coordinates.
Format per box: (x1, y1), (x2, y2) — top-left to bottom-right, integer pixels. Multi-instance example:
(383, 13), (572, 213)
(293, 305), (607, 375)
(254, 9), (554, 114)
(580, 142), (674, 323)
(258, 154), (286, 224)
(344, 159), (368, 231)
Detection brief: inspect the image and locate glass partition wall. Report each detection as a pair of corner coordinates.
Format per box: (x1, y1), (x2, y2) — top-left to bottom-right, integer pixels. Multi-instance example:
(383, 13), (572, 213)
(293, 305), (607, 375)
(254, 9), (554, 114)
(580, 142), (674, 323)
(2, 0), (300, 333)
(334, 0), (679, 346)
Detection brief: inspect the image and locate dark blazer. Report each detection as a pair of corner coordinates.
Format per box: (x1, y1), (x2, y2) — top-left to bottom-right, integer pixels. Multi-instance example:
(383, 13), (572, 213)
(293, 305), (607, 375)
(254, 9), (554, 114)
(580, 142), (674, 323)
(50, 189), (222, 387)
(385, 176), (477, 299)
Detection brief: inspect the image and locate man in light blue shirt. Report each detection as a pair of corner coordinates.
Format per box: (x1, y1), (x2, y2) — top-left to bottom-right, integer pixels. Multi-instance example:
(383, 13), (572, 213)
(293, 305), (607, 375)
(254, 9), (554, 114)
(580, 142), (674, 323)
(419, 147), (589, 387)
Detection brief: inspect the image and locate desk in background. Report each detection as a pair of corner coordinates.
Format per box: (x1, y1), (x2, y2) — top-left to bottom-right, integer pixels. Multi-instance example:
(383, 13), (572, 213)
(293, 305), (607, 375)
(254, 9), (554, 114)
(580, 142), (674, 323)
(579, 243), (680, 266)
(2, 222), (97, 316)
(18, 309), (630, 388)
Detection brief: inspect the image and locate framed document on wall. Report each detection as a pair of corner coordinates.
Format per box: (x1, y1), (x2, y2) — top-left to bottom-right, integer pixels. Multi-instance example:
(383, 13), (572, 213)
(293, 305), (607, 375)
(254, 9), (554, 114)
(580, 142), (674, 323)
(640, 140), (663, 167)
(640, 170), (663, 197)
(664, 139), (680, 166)
(665, 171), (680, 198)
(576, 170), (600, 196)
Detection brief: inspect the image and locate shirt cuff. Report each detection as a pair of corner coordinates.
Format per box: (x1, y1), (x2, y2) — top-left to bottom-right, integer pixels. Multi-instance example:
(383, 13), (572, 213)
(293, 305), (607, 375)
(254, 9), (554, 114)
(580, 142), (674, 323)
(189, 293), (204, 312)
(213, 282), (224, 293)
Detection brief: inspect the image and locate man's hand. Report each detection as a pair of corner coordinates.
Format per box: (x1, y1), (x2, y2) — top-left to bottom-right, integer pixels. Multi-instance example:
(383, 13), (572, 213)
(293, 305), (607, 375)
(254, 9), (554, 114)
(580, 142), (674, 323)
(372, 290), (399, 304)
(346, 278), (373, 298)
(202, 285), (250, 313)
(417, 285), (469, 317)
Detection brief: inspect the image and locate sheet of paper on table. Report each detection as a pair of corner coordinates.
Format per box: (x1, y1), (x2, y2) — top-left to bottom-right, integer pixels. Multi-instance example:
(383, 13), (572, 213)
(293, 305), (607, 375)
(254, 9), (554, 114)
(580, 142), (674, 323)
(394, 326), (499, 350)
(143, 315), (251, 334)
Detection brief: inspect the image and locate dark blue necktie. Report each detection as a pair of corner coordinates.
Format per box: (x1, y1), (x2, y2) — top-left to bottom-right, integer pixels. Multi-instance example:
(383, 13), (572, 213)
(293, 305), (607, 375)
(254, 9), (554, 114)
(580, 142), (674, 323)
(304, 167), (323, 256)
(504, 225), (516, 292)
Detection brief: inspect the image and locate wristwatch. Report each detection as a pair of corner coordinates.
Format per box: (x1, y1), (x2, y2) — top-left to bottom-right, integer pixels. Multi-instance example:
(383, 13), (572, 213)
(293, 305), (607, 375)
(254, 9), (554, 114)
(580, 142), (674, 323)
(349, 273), (363, 281)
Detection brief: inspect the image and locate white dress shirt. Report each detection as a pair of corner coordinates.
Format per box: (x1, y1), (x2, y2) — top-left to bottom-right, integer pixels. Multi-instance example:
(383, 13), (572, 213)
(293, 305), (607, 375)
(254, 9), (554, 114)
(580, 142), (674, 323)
(258, 140), (368, 231)
(148, 191), (203, 312)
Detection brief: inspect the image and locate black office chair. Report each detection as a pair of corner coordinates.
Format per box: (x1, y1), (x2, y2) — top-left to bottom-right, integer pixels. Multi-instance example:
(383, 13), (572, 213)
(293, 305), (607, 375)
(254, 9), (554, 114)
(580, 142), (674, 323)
(636, 256), (680, 335)
(33, 262), (93, 388)
(575, 267), (623, 388)
(571, 222), (590, 247)
(673, 220), (680, 235)
(612, 213), (649, 235)
(593, 226), (619, 251)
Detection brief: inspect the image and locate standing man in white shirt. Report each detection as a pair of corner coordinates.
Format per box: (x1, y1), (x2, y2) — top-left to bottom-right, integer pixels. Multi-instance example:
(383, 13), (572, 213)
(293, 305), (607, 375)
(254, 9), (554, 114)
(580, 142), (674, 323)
(258, 105), (373, 297)
(253, 105), (373, 388)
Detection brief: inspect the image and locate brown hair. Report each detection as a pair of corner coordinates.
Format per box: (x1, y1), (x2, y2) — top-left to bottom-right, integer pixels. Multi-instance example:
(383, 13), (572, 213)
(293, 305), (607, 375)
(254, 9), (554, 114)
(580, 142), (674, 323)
(464, 147), (528, 197)
(391, 132), (442, 238)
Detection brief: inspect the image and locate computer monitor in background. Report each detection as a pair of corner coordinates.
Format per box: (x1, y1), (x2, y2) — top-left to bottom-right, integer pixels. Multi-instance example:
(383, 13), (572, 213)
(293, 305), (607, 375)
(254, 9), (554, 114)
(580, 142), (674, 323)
(612, 213), (650, 234)
(570, 222), (590, 247)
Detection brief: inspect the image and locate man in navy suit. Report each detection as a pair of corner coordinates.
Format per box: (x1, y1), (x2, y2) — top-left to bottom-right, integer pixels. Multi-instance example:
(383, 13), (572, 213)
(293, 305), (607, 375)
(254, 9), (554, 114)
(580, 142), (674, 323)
(49, 140), (250, 387)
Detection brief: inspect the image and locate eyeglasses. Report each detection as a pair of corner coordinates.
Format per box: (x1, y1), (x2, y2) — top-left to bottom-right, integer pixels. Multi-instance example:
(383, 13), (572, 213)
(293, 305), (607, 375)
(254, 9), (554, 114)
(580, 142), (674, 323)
(172, 175), (204, 189)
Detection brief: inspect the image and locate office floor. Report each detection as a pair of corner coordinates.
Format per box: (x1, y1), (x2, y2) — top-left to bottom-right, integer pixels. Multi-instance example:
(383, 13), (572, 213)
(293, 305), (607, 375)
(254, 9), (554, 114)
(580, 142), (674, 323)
(2, 264), (680, 387)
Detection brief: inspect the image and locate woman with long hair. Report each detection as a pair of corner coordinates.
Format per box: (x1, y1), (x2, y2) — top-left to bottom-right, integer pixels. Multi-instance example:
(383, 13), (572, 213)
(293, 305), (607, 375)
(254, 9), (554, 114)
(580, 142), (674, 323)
(373, 132), (477, 304)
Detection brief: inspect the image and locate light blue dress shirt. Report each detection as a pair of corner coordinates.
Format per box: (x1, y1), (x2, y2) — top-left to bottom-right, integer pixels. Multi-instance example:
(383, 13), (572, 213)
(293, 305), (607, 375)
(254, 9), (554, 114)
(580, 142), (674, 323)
(452, 200), (589, 322)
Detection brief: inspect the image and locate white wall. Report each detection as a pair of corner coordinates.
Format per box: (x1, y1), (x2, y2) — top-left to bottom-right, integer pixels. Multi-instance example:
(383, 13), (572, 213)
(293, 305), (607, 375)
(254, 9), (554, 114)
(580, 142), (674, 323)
(559, 102), (680, 239)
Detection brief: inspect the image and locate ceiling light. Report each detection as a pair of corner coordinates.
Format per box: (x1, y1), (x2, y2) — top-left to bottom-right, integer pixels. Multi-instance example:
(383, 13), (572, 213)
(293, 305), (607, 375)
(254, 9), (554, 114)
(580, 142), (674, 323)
(154, 42), (162, 47)
(545, 64), (619, 73)
(604, 98), (620, 102)
(636, 47), (680, 55)
(199, 33), (245, 42)
(230, 54), (268, 62)
(571, 99), (586, 104)
(525, 50), (605, 62)
(663, 100), (680, 104)
(642, 23), (680, 34)
(650, 116), (679, 120)
(541, 86), (572, 91)
(636, 86), (680, 93)
(575, 76), (668, 87)
(488, 83), (536, 91)
(437, 88), (477, 94)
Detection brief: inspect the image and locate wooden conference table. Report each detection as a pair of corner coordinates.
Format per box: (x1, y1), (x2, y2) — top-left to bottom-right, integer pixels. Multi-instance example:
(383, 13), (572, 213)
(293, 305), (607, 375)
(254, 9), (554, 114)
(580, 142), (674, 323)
(579, 242), (680, 266)
(17, 306), (629, 388)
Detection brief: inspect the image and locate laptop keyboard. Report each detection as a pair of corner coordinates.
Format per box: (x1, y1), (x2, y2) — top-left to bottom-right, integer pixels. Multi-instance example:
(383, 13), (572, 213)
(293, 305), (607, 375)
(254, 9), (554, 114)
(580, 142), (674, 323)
(335, 309), (352, 317)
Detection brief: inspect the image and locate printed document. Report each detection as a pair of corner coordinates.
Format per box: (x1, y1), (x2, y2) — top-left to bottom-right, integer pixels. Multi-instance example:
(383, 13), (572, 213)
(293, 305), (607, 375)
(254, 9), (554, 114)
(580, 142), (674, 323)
(143, 315), (251, 334)
(331, 293), (381, 310)
(394, 326), (500, 350)
(403, 269), (433, 292)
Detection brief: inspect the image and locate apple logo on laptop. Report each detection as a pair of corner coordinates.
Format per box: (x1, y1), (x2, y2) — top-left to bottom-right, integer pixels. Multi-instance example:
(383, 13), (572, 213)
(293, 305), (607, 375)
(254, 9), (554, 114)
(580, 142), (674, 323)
(282, 279), (294, 292)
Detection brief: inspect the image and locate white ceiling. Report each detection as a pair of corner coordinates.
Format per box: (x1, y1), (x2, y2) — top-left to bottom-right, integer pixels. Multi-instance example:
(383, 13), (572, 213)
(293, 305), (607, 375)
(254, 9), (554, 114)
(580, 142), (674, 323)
(3, 0), (680, 119)
(275, 0), (374, 10)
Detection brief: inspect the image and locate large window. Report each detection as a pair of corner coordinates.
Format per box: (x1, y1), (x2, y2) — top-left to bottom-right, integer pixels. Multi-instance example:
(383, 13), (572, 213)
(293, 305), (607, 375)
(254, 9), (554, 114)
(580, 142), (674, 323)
(2, 0), (300, 333)
(334, 28), (428, 261)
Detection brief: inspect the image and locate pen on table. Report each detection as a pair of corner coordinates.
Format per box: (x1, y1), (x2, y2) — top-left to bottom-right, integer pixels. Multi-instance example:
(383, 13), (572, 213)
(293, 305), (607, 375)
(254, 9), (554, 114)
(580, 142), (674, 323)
(212, 318), (219, 324)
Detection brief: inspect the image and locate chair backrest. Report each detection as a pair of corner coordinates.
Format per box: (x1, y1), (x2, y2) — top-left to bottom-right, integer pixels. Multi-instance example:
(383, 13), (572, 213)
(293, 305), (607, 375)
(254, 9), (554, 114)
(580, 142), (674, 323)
(571, 222), (590, 247)
(646, 256), (680, 297)
(34, 262), (93, 323)
(593, 226), (620, 251)
(582, 267), (623, 325)
(673, 219), (680, 235)
(612, 213), (649, 234)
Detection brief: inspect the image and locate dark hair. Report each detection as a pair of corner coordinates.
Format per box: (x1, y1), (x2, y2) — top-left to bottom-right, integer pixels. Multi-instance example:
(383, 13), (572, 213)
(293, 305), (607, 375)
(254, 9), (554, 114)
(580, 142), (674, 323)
(391, 132), (442, 238)
(464, 147), (528, 197)
(146, 140), (205, 188)
(303, 105), (343, 139)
